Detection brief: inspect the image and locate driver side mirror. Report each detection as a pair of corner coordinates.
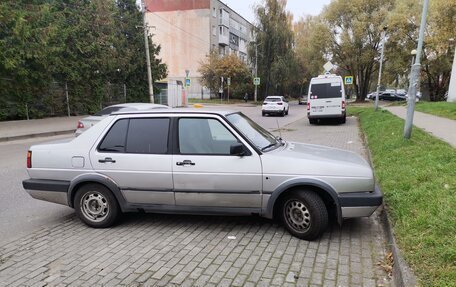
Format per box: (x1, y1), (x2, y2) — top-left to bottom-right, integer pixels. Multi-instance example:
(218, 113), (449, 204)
(230, 143), (246, 156)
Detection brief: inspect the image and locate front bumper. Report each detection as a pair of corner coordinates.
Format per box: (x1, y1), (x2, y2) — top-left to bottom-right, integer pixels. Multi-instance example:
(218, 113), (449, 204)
(339, 185), (383, 218)
(22, 179), (70, 206)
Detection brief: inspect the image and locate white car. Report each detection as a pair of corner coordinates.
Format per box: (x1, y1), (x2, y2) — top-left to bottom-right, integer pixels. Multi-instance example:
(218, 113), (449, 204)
(75, 103), (170, 136)
(307, 74), (346, 124)
(262, 96), (289, 117)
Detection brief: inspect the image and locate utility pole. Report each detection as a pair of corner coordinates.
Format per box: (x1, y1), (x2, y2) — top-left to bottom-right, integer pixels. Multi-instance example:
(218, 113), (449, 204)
(65, 81), (70, 117)
(404, 0), (429, 139)
(254, 43), (259, 102)
(142, 0), (154, 104)
(123, 83), (127, 103)
(374, 26), (387, 111)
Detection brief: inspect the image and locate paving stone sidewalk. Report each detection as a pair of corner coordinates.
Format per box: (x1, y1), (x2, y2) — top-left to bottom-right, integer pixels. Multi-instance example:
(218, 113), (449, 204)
(0, 116), (391, 287)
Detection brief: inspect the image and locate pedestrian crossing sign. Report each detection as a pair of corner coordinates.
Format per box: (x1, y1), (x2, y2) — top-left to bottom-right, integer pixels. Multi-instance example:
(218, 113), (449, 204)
(344, 76), (353, 85)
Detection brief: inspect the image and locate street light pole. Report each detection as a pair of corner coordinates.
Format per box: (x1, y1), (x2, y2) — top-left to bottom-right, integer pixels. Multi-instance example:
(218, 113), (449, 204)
(142, 0), (154, 104)
(254, 43), (260, 103)
(404, 0), (430, 139)
(375, 26), (387, 111)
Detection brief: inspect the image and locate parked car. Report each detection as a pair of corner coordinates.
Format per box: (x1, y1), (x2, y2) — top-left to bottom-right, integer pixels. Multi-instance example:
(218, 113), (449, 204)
(23, 109), (382, 240)
(262, 96), (289, 116)
(75, 103), (170, 136)
(307, 74), (346, 124)
(298, 95), (308, 105)
(379, 91), (406, 101)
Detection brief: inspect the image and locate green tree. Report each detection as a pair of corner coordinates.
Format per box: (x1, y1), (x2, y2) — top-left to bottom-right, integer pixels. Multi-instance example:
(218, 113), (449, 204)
(294, 15), (331, 95)
(251, 0), (297, 99)
(0, 0), (168, 120)
(322, 0), (395, 101)
(198, 51), (252, 99)
(386, 0), (455, 101)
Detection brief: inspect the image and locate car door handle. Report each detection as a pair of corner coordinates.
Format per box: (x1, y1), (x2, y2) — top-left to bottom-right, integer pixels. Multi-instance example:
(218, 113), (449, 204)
(326, 100), (332, 103)
(99, 157), (116, 163)
(176, 160), (195, 166)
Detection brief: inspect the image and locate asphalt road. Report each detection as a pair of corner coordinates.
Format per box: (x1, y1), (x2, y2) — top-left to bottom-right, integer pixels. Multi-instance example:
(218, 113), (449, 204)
(0, 102), (307, 245)
(0, 136), (74, 245)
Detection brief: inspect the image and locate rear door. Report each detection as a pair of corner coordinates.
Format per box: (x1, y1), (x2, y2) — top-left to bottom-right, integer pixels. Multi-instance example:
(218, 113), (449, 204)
(309, 80), (343, 116)
(90, 116), (174, 205)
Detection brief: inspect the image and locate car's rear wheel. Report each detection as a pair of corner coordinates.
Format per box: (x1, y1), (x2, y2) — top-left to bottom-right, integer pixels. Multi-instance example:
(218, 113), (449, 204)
(74, 184), (120, 228)
(280, 190), (328, 240)
(309, 118), (317, 125)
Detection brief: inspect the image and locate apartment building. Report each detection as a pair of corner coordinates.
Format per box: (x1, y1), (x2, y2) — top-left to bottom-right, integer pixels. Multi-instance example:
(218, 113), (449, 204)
(145, 0), (254, 98)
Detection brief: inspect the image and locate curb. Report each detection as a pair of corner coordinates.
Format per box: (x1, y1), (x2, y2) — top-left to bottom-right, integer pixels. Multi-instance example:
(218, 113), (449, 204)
(0, 129), (75, 143)
(356, 116), (418, 287)
(380, 208), (418, 287)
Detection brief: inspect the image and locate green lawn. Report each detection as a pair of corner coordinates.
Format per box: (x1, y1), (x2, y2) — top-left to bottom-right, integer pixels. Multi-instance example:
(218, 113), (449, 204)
(350, 107), (456, 286)
(414, 101), (456, 120)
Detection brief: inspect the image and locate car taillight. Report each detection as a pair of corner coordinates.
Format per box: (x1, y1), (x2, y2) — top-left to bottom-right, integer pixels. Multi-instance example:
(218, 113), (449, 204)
(77, 121), (84, 129)
(342, 100), (346, 109)
(307, 102), (310, 111)
(277, 102), (283, 105)
(27, 151), (32, 168)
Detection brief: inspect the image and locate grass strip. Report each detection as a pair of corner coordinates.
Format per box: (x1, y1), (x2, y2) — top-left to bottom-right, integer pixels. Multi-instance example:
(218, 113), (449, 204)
(350, 107), (456, 286)
(414, 101), (456, 120)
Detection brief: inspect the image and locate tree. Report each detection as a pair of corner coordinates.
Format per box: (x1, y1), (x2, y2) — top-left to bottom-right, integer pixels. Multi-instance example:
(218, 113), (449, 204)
(198, 51), (252, 99)
(386, 0), (455, 101)
(250, 0), (298, 99)
(321, 0), (395, 101)
(294, 15), (331, 95)
(0, 0), (168, 120)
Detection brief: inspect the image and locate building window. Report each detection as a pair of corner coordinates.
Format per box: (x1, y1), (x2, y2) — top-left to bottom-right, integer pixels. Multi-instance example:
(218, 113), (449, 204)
(213, 26), (216, 36)
(212, 7), (216, 17)
(219, 26), (223, 35)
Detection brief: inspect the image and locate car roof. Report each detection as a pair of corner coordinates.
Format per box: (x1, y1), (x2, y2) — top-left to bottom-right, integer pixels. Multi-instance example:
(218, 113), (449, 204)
(109, 103), (169, 109)
(112, 108), (238, 117)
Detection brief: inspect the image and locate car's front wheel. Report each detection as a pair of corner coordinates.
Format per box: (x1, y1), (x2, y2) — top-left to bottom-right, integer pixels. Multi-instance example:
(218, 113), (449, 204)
(74, 184), (121, 228)
(280, 190), (328, 240)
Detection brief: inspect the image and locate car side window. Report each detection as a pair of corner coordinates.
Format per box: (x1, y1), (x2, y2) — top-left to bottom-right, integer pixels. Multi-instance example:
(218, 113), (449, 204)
(98, 119), (128, 152)
(126, 118), (170, 154)
(178, 118), (238, 155)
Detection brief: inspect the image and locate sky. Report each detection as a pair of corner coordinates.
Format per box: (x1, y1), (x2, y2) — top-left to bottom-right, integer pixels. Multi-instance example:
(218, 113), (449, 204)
(222, 0), (332, 23)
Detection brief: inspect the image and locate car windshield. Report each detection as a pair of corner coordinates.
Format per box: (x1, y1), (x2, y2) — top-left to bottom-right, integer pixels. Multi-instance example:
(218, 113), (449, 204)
(94, 106), (125, 116)
(265, 97), (281, 102)
(226, 112), (279, 152)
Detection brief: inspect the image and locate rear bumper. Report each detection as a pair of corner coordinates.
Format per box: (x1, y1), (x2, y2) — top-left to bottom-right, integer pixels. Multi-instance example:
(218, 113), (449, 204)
(339, 185), (383, 218)
(263, 109), (284, 114)
(308, 111), (346, 119)
(22, 179), (70, 206)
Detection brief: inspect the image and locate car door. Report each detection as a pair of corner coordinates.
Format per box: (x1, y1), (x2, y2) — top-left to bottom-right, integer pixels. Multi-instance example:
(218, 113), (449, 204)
(90, 116), (174, 205)
(172, 116), (262, 208)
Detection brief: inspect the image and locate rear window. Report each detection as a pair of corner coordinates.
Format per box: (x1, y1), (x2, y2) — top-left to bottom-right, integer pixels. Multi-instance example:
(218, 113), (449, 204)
(265, 97), (281, 102)
(94, 106), (125, 116)
(310, 83), (342, 99)
(98, 118), (170, 154)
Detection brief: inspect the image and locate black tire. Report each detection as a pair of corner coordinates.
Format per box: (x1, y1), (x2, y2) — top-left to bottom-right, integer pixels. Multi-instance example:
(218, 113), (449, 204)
(286, 108), (289, 115)
(341, 114), (346, 124)
(309, 118), (317, 125)
(279, 190), (328, 240)
(74, 183), (121, 228)
(281, 109), (285, 117)
(262, 112), (266, 116)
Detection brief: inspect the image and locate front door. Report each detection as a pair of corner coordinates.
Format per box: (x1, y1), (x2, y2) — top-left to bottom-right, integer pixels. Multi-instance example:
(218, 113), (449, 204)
(90, 117), (174, 205)
(173, 116), (262, 208)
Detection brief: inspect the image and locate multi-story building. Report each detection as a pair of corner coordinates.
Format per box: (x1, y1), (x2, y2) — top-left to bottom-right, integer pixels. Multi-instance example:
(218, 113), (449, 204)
(145, 0), (254, 99)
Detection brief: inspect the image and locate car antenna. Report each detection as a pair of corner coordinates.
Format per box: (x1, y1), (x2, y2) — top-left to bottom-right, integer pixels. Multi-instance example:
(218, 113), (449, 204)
(276, 118), (283, 141)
